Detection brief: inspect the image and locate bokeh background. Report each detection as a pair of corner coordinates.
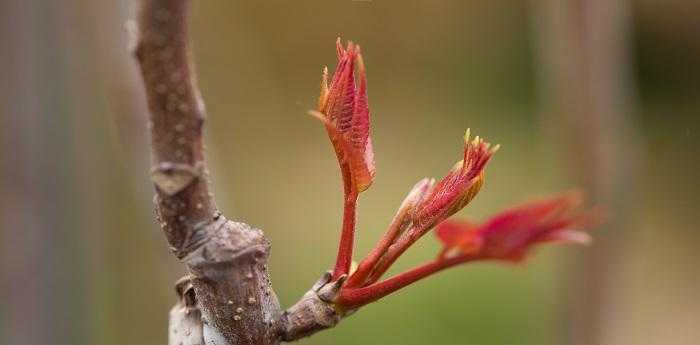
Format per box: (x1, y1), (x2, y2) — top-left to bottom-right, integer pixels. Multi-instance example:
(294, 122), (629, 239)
(2, 1), (698, 344)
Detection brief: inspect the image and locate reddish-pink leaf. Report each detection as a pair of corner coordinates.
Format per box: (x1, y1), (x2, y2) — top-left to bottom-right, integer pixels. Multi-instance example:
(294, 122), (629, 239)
(435, 192), (596, 262)
(315, 39), (375, 193)
(435, 219), (477, 247)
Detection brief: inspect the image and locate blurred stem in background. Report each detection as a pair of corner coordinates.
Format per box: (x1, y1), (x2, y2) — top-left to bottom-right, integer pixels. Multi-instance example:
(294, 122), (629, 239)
(532, 0), (642, 344)
(1, 2), (153, 345)
(0, 1), (84, 344)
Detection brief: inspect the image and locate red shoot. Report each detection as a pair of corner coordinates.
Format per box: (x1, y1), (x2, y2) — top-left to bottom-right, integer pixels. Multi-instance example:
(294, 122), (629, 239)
(337, 193), (596, 309)
(312, 38), (375, 280)
(307, 38), (599, 311)
(413, 130), (498, 231)
(356, 131), (498, 285)
(313, 38), (375, 194)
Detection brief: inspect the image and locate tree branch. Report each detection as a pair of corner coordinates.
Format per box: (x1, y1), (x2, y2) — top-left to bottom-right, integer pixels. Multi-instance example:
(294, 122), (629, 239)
(133, 1), (287, 344)
(134, 0), (212, 254)
(133, 1), (347, 343)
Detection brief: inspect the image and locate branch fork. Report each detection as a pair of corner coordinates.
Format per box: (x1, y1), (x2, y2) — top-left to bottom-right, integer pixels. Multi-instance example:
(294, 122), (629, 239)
(280, 272), (348, 341)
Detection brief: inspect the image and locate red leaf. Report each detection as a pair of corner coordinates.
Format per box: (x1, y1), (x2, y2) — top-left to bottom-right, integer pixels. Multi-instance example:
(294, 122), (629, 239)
(435, 219), (478, 247)
(435, 192), (596, 262)
(315, 39), (375, 193)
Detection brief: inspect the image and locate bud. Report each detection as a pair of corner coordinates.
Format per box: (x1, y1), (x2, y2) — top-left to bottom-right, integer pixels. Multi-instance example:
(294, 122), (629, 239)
(395, 177), (435, 220)
(412, 130), (498, 231)
(311, 38), (375, 193)
(384, 177), (437, 244)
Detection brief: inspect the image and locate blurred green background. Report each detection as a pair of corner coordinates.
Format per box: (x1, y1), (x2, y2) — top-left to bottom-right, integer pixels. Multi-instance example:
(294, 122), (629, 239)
(1, 1), (698, 345)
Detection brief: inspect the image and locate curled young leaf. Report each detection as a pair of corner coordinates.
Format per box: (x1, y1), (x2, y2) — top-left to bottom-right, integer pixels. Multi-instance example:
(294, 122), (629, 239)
(314, 38), (375, 193)
(412, 130), (498, 231)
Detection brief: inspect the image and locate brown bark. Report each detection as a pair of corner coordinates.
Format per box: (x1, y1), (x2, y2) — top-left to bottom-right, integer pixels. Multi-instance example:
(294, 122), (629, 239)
(132, 1), (345, 343)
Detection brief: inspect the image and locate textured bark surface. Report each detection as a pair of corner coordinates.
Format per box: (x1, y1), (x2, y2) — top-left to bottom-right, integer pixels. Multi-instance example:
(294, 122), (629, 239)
(134, 0), (214, 254)
(133, 1), (345, 344)
(280, 272), (346, 342)
(186, 218), (281, 345)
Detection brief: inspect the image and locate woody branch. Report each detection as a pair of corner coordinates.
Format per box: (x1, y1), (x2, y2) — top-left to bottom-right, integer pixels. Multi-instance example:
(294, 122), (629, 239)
(132, 1), (358, 344)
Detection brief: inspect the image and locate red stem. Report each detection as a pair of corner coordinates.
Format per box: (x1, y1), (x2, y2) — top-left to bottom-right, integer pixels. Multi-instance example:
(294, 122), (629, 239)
(362, 224), (425, 285)
(332, 188), (358, 280)
(345, 207), (411, 287)
(338, 254), (475, 309)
